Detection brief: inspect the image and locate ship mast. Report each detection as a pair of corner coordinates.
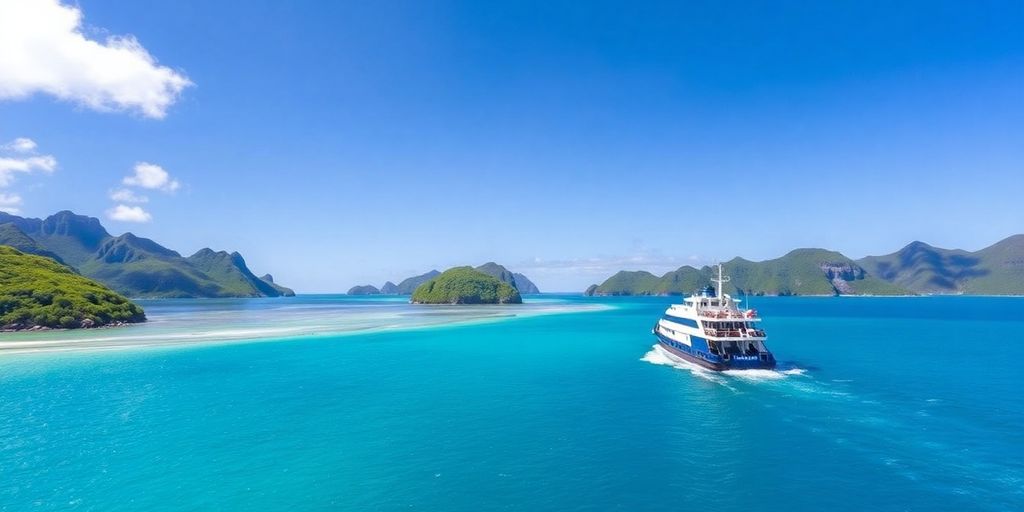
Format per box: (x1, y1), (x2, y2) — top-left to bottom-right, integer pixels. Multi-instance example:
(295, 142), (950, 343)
(715, 263), (730, 300)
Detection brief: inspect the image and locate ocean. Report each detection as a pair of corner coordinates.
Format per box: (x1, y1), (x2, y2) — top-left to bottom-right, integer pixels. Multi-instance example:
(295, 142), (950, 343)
(1, 295), (1022, 511)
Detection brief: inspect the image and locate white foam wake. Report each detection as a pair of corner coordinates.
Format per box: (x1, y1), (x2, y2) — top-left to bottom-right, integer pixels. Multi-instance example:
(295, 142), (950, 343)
(722, 368), (787, 380)
(640, 345), (733, 387)
(641, 344), (807, 383)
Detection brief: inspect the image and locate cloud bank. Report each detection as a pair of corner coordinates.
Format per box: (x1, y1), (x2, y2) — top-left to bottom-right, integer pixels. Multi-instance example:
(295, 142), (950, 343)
(0, 0), (192, 118)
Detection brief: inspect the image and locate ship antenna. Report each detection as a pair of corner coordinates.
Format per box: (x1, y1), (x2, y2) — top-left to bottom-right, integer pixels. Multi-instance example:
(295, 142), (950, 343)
(716, 262), (730, 299)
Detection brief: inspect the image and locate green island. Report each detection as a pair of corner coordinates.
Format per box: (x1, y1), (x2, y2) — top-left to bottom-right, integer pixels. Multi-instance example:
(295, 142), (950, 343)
(586, 249), (904, 297)
(352, 262), (540, 296)
(858, 235), (1024, 295)
(0, 246), (146, 331)
(584, 235), (1024, 296)
(347, 285), (381, 295)
(411, 267), (523, 304)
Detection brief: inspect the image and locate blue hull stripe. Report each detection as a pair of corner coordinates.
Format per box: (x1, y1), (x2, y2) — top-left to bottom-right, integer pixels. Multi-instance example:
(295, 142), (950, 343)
(653, 331), (775, 371)
(661, 314), (699, 328)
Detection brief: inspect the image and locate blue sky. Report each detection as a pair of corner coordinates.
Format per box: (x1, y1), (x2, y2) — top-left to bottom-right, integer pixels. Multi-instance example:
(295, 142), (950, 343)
(0, 1), (1022, 292)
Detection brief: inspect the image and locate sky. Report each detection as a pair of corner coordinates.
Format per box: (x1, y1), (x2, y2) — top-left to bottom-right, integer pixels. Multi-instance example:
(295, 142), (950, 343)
(0, 0), (1022, 292)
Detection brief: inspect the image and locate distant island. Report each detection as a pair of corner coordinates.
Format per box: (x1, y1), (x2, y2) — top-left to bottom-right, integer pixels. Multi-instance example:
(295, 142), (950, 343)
(0, 211), (294, 299)
(350, 262), (539, 296)
(389, 270), (441, 295)
(347, 284), (381, 295)
(475, 262), (540, 294)
(411, 267), (522, 304)
(858, 236), (1024, 295)
(584, 235), (1024, 296)
(0, 246), (146, 331)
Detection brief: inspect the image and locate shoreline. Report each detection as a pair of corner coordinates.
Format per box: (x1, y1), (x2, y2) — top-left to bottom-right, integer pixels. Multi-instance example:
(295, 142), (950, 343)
(0, 302), (611, 357)
(0, 320), (141, 334)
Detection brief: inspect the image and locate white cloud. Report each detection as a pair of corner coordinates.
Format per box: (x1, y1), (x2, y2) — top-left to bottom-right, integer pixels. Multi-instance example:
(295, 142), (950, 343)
(2, 137), (37, 153)
(0, 137), (56, 212)
(0, 0), (193, 119)
(123, 162), (179, 192)
(109, 187), (148, 203)
(0, 192), (22, 213)
(107, 204), (152, 223)
(0, 154), (58, 187)
(108, 162), (178, 223)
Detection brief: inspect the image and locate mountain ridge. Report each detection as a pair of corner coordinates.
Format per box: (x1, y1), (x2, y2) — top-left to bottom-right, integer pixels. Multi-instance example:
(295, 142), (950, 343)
(0, 211), (294, 298)
(586, 236), (1024, 296)
(857, 235), (1024, 295)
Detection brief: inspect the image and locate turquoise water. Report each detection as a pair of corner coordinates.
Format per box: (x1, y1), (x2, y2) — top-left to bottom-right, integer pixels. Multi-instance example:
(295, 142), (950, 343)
(1, 295), (1022, 511)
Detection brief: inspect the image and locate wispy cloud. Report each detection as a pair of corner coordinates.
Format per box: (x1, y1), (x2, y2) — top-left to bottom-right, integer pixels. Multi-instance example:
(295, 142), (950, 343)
(0, 192), (23, 214)
(109, 188), (148, 203)
(106, 204), (152, 223)
(0, 137), (57, 188)
(122, 162), (179, 192)
(0, 155), (57, 187)
(0, 0), (192, 118)
(1, 137), (37, 153)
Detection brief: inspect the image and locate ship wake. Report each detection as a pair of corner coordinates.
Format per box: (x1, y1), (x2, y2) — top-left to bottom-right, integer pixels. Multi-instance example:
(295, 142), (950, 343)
(640, 344), (735, 387)
(641, 344), (806, 384)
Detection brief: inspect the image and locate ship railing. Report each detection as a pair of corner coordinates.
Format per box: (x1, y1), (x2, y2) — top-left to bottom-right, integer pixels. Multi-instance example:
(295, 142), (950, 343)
(698, 309), (760, 319)
(703, 328), (766, 338)
(698, 310), (744, 319)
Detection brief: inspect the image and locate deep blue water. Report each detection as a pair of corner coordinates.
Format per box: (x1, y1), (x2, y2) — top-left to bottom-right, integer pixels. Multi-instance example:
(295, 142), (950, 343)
(1, 295), (1023, 511)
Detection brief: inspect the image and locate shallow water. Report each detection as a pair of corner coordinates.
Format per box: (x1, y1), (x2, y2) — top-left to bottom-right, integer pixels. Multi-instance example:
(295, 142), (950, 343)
(0, 295), (603, 353)
(1, 295), (1022, 511)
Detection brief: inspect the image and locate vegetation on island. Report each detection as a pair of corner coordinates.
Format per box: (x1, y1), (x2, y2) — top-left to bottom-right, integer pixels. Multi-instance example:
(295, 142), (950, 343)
(411, 267), (522, 304)
(723, 249), (906, 296)
(587, 249), (908, 296)
(474, 262), (540, 294)
(587, 235), (1024, 296)
(258, 274), (294, 296)
(0, 211), (294, 298)
(393, 270), (441, 294)
(0, 222), (66, 264)
(0, 246), (145, 330)
(374, 263), (539, 295)
(347, 285), (381, 295)
(587, 270), (663, 296)
(857, 235), (1024, 294)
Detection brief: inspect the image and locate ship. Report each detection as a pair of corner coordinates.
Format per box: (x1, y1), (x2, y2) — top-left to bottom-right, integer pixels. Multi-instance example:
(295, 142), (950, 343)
(652, 263), (776, 371)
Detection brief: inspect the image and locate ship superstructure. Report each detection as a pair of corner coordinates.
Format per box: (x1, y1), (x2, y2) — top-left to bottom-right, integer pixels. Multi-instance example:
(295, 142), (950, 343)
(652, 264), (776, 370)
